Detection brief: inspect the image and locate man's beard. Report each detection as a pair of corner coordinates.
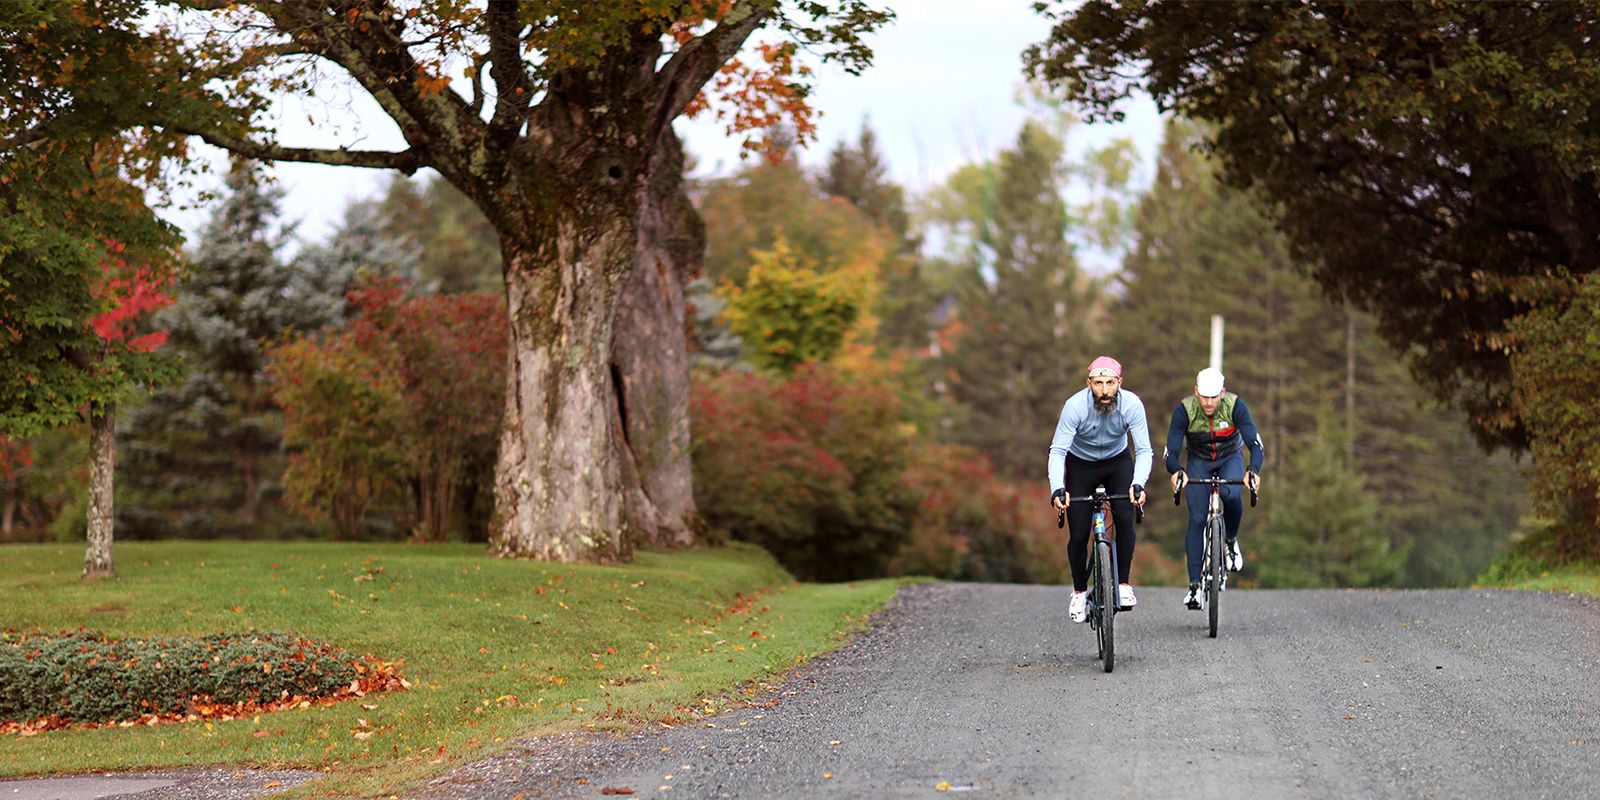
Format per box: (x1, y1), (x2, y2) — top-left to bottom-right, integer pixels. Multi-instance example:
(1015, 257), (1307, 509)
(1094, 392), (1116, 415)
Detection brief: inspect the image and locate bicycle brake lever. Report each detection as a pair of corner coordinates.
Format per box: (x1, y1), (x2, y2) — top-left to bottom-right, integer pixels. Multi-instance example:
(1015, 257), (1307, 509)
(1056, 509), (1064, 529)
(1250, 489), (1258, 508)
(1135, 505), (1145, 525)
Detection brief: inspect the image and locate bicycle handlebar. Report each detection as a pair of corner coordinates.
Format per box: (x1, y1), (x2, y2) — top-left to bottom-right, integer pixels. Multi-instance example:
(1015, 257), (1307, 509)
(1171, 476), (1258, 508)
(1055, 491), (1146, 528)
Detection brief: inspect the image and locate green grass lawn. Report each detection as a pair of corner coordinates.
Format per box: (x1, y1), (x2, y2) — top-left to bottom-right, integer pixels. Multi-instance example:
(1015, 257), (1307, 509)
(0, 540), (910, 797)
(1480, 561), (1600, 596)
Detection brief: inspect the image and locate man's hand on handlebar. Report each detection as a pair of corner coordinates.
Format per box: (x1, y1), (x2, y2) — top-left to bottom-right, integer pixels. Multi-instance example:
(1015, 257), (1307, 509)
(1129, 484), (1147, 508)
(1245, 469), (1261, 494)
(1051, 487), (1068, 511)
(1170, 469), (1187, 495)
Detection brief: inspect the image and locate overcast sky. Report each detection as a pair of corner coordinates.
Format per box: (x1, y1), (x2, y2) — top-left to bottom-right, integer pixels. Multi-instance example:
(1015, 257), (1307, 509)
(158, 1), (1162, 249)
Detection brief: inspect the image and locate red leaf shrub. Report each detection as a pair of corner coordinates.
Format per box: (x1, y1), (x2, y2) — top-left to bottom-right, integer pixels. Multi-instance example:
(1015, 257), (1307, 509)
(692, 364), (914, 581)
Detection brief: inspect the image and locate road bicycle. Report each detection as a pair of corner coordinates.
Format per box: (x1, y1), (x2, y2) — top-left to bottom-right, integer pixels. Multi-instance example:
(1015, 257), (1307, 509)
(1057, 486), (1143, 673)
(1173, 476), (1256, 638)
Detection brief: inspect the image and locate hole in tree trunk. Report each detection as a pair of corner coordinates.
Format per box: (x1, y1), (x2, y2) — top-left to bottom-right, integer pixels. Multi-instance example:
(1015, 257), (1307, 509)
(610, 361), (631, 448)
(607, 164), (623, 180)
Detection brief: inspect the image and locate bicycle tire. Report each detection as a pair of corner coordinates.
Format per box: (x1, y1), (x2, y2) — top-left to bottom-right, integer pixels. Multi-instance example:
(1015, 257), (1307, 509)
(1096, 539), (1116, 672)
(1207, 516), (1223, 638)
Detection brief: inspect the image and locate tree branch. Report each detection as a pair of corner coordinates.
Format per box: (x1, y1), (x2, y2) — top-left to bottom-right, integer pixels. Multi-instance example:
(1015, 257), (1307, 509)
(485, 0), (533, 146)
(469, 51), (490, 119)
(251, 2), (482, 178)
(174, 126), (422, 173)
(648, 0), (776, 145)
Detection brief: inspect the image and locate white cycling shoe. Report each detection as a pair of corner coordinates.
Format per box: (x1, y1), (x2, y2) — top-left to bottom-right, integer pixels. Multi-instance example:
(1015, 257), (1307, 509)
(1069, 590), (1088, 623)
(1118, 583), (1137, 610)
(1184, 583), (1206, 610)
(1226, 539), (1245, 572)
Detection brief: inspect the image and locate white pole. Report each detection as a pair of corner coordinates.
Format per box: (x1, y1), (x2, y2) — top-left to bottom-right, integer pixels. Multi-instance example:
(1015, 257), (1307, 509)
(1209, 315), (1224, 371)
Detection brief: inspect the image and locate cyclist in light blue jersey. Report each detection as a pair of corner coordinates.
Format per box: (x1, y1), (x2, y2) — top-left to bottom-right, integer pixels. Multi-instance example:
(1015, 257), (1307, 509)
(1048, 356), (1152, 623)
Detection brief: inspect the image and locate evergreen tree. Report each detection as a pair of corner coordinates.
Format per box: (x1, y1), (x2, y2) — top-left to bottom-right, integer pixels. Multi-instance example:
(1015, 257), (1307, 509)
(820, 122), (911, 245)
(297, 197), (422, 307)
(1256, 423), (1399, 588)
(375, 174), (500, 294)
(934, 121), (1099, 480)
(1106, 120), (1524, 586)
(118, 162), (412, 538)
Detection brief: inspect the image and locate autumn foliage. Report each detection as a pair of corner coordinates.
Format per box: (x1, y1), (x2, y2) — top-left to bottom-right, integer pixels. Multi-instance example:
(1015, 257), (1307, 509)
(88, 242), (173, 354)
(691, 365), (914, 581)
(266, 278), (507, 540)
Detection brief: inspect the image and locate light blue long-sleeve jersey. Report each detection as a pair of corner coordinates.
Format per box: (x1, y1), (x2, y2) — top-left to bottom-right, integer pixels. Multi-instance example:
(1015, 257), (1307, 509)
(1047, 387), (1153, 493)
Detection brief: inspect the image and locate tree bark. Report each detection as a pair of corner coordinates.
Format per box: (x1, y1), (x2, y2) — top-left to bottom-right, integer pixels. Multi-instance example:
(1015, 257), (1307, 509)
(83, 406), (116, 580)
(613, 131), (702, 548)
(489, 207), (638, 563)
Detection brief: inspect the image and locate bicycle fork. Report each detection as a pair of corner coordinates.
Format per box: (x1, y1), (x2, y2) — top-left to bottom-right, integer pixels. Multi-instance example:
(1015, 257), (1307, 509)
(1204, 490), (1226, 592)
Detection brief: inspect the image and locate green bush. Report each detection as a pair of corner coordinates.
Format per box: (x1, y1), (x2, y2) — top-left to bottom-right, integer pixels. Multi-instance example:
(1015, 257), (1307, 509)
(0, 630), (356, 724)
(1509, 274), (1600, 562)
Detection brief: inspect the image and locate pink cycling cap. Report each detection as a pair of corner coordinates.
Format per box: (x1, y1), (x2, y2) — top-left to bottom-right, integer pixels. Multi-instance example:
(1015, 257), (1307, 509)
(1086, 356), (1122, 378)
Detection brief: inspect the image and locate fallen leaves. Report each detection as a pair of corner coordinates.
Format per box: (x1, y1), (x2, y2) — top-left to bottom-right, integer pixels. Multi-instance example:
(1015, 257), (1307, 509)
(599, 787), (635, 796)
(0, 654), (410, 737)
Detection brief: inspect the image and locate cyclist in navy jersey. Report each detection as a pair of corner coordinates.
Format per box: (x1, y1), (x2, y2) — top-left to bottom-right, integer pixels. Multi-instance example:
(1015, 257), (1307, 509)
(1165, 367), (1265, 610)
(1048, 356), (1152, 624)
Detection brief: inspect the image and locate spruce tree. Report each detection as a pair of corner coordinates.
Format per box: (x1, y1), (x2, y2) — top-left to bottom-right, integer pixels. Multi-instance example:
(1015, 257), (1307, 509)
(936, 121), (1099, 480)
(118, 162), (412, 537)
(1106, 120), (1524, 586)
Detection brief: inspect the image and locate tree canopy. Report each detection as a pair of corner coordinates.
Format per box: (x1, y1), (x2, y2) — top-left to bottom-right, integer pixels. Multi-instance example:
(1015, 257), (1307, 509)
(1026, 0), (1600, 450)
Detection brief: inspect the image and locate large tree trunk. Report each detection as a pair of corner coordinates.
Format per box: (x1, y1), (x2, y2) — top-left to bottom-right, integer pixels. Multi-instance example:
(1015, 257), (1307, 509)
(489, 208), (638, 563)
(614, 131), (702, 549)
(83, 406), (116, 580)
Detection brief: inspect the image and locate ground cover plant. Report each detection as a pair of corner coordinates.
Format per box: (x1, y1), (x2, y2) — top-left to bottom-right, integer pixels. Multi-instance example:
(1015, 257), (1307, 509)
(0, 629), (401, 732)
(0, 541), (908, 797)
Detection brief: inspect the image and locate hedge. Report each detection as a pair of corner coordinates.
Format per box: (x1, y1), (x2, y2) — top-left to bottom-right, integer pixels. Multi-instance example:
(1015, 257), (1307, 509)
(0, 629), (356, 724)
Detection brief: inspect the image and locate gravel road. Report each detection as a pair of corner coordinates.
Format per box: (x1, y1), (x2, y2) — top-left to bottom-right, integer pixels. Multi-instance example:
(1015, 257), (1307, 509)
(413, 582), (1600, 800)
(9, 582), (1596, 799)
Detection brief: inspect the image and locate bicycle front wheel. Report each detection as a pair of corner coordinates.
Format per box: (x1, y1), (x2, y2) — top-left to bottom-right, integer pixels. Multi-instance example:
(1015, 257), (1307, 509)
(1207, 516), (1224, 638)
(1096, 539), (1115, 672)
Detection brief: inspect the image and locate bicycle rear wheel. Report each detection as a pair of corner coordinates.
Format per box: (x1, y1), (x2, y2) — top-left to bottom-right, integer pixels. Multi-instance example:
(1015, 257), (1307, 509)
(1095, 539), (1115, 672)
(1207, 516), (1224, 638)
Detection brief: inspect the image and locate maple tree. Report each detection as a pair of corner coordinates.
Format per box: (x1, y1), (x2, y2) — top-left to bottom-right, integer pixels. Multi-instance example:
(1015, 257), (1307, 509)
(1, 0), (890, 563)
(344, 277), (509, 541)
(715, 236), (867, 376)
(1, 122), (181, 577)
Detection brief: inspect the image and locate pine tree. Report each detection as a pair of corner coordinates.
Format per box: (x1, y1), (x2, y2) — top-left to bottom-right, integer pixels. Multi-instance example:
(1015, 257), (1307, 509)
(1106, 120), (1525, 586)
(375, 175), (500, 294)
(820, 122), (911, 245)
(1256, 423), (1399, 588)
(935, 121), (1099, 480)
